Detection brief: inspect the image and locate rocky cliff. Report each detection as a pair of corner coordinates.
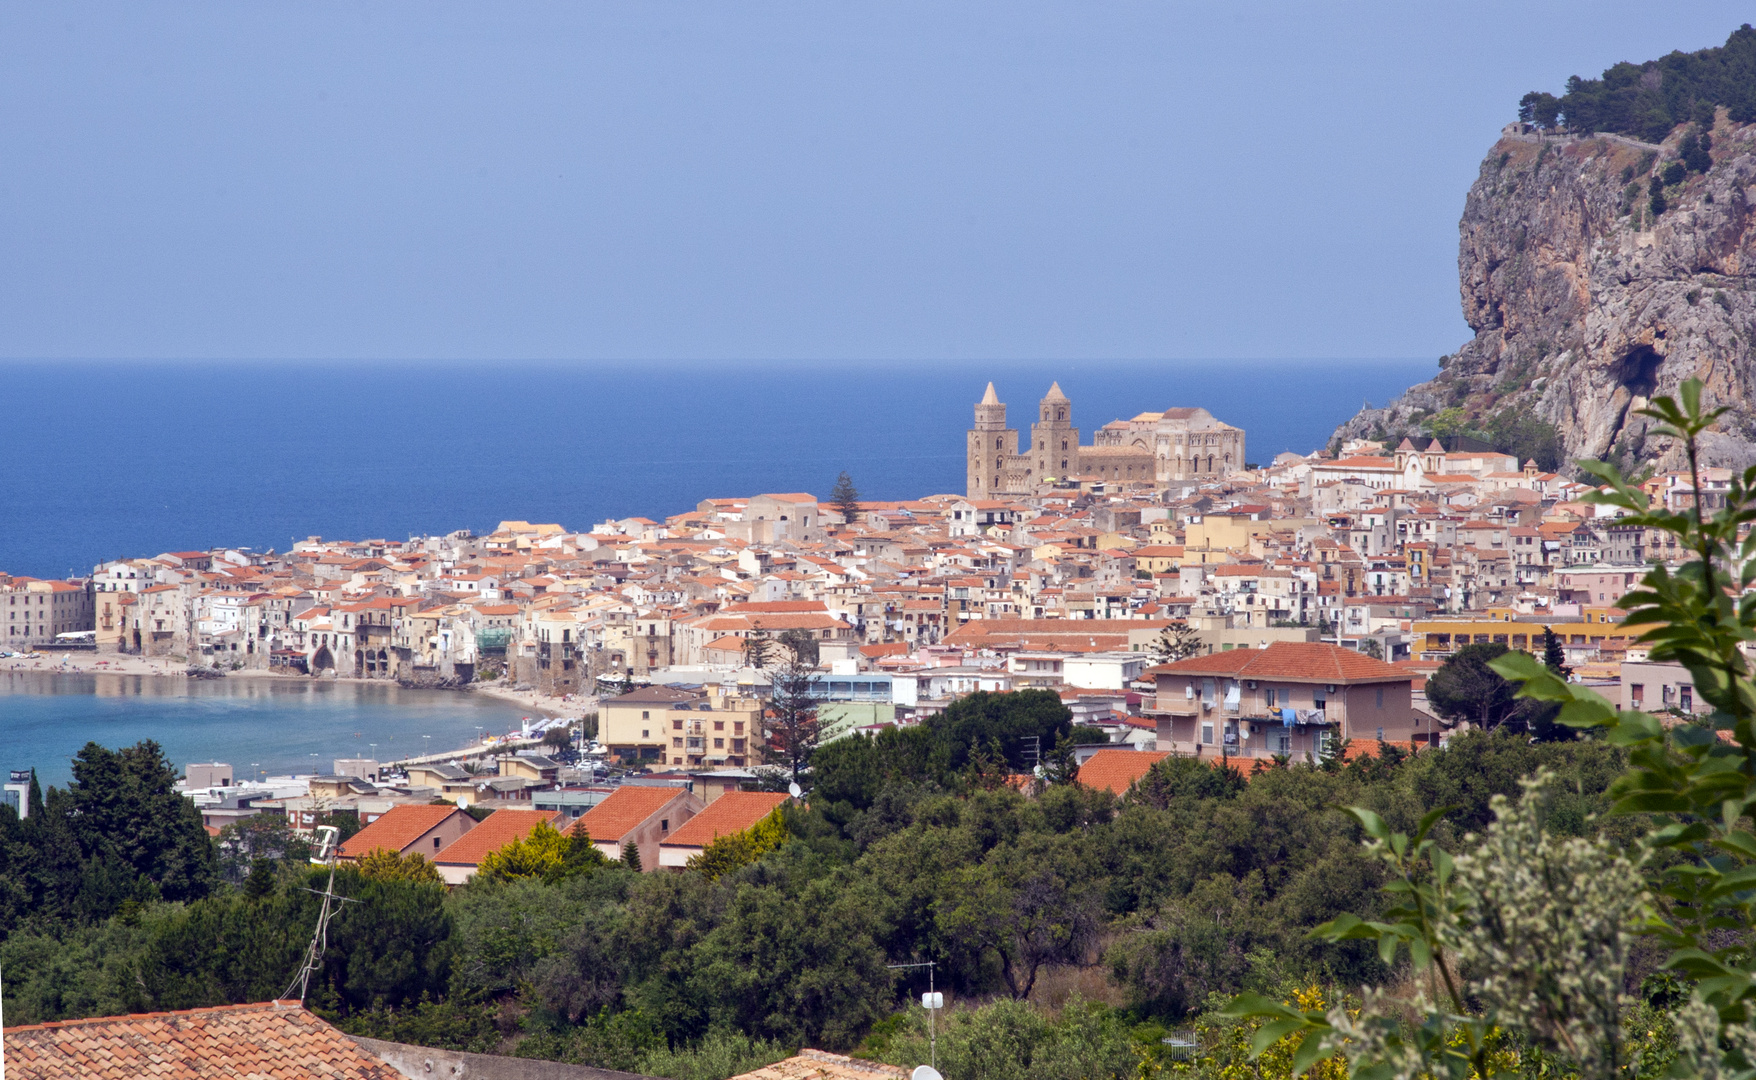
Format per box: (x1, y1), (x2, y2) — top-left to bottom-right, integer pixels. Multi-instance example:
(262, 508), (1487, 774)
(1336, 116), (1756, 472)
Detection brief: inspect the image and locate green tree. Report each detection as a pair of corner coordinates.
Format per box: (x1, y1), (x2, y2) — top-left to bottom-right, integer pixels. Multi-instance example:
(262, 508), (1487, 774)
(1424, 642), (1529, 731)
(741, 631), (774, 671)
(1148, 622), (1202, 663)
(622, 839), (643, 872)
(688, 808), (789, 881)
(356, 848), (444, 886)
(830, 471), (861, 525)
(763, 651), (821, 784)
(1541, 625), (1572, 679)
(776, 627), (820, 667)
(477, 821), (610, 886)
(1680, 126), (1714, 172)
(939, 834), (1100, 999)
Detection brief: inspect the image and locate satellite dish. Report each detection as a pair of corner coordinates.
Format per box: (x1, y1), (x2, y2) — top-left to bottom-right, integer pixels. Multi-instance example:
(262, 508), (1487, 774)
(456, 796), (470, 809)
(912, 1069), (944, 1080)
(788, 782), (803, 799)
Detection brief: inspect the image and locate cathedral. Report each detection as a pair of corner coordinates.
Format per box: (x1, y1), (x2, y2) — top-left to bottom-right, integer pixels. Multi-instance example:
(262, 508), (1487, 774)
(966, 382), (1245, 497)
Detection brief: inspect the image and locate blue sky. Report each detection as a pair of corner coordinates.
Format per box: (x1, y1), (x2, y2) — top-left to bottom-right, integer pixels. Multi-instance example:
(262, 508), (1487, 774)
(0, 2), (1746, 361)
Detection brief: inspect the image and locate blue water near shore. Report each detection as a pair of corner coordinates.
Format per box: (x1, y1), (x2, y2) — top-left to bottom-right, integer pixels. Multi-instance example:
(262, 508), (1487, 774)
(0, 670), (533, 789)
(0, 358), (1432, 580)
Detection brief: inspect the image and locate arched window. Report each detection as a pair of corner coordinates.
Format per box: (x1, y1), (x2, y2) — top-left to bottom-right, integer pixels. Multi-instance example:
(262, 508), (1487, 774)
(995, 437), (1002, 449)
(1061, 440), (1068, 451)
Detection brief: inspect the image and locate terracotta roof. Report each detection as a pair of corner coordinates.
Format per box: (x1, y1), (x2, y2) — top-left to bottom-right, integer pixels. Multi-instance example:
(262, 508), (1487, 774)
(339, 804), (469, 859)
(433, 809), (561, 867)
(731, 1050), (907, 1080)
(576, 785), (690, 844)
(1150, 641), (1411, 684)
(1076, 749), (1170, 794)
(3, 1000), (401, 1079)
(662, 792), (788, 850)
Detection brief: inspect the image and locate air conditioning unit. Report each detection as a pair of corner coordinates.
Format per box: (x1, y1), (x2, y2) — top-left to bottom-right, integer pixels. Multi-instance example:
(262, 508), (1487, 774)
(1246, 680), (1257, 690)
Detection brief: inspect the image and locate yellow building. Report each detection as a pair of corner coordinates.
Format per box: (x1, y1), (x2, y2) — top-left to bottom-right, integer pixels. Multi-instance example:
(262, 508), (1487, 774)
(601, 684), (764, 769)
(1413, 617), (1653, 660)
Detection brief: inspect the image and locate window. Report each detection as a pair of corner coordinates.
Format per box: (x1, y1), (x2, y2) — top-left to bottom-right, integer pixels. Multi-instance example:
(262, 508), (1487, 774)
(1630, 683), (1644, 705)
(1201, 721), (1214, 745)
(433, 836), (441, 850)
(641, 710), (650, 720)
(1376, 687), (1384, 708)
(641, 729), (649, 738)
(660, 819), (669, 833)
(673, 719), (683, 730)
(1681, 685), (1694, 711)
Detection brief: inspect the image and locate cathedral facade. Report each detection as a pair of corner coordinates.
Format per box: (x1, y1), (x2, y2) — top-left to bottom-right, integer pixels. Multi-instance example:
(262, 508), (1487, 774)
(966, 382), (1245, 497)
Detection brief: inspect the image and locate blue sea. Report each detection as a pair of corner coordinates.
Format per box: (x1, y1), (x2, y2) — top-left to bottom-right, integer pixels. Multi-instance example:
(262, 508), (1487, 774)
(0, 358), (1430, 579)
(0, 358), (1430, 784)
(0, 670), (532, 790)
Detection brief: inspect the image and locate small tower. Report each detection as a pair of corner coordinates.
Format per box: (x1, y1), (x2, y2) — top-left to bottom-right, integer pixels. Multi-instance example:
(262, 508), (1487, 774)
(1032, 382), (1079, 481)
(968, 382), (1020, 497)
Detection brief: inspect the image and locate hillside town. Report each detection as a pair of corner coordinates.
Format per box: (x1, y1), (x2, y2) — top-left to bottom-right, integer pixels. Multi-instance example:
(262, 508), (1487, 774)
(0, 382), (1707, 817)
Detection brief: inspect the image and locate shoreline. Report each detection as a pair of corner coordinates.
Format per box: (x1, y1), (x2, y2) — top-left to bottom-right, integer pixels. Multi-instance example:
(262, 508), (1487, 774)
(0, 652), (589, 727)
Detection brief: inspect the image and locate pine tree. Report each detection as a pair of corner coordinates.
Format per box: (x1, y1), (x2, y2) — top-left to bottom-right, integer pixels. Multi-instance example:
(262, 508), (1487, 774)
(764, 653), (822, 783)
(622, 839), (643, 872)
(830, 471), (861, 525)
(742, 630), (774, 670)
(1149, 623), (1202, 663)
(1542, 625), (1573, 680)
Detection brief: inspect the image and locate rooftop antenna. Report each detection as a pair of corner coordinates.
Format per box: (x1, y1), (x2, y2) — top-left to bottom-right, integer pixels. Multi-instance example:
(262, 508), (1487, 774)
(888, 961), (942, 1073)
(282, 824), (357, 1004)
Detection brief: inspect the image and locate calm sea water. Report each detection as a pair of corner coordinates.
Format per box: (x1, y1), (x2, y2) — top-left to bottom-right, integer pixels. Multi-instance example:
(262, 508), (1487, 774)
(0, 358), (1432, 580)
(0, 670), (534, 789)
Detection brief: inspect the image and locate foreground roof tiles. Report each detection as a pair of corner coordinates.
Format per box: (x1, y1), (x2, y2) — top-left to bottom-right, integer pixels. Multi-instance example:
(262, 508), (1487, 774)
(732, 1050), (907, 1080)
(662, 791), (787, 850)
(3, 1000), (401, 1079)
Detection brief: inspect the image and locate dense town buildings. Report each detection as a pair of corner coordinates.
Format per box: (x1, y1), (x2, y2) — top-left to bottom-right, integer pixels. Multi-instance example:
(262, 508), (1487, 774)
(3, 385), (1717, 790)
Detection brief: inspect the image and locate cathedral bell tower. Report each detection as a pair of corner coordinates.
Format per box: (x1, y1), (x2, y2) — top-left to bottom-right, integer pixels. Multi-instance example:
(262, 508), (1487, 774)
(1032, 382), (1079, 481)
(967, 382), (1020, 497)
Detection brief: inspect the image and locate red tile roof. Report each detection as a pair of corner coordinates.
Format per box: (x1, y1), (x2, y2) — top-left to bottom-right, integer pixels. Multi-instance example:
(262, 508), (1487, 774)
(339, 804), (469, 859)
(1077, 749), (1170, 794)
(433, 809), (561, 867)
(3, 1000), (401, 1079)
(662, 792), (788, 850)
(575, 785), (691, 844)
(1150, 641), (1411, 684)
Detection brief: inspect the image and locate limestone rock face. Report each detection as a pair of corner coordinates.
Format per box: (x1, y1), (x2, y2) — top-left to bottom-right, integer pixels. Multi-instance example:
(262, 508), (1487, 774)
(1337, 119), (1756, 471)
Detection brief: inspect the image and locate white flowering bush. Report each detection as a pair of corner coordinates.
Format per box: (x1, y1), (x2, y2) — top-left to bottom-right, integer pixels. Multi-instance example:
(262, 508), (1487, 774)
(1231, 381), (1756, 1079)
